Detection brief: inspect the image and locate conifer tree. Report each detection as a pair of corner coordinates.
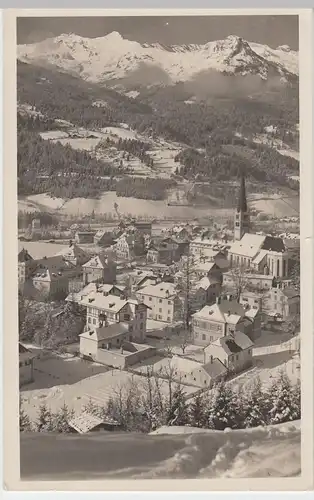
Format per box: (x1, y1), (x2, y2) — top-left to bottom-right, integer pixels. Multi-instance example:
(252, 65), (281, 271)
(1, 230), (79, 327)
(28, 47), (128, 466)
(188, 392), (207, 428)
(36, 404), (54, 432)
(19, 397), (32, 432)
(268, 371), (300, 425)
(243, 378), (269, 428)
(53, 403), (75, 433)
(166, 384), (189, 426)
(207, 382), (239, 430)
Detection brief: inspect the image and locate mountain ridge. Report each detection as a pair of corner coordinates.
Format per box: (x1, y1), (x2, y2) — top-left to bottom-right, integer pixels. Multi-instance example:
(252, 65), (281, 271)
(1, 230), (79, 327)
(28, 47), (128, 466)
(17, 32), (299, 86)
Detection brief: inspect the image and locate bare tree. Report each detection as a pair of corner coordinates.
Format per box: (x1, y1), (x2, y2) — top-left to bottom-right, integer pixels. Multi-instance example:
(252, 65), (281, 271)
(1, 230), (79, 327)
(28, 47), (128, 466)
(223, 265), (249, 301)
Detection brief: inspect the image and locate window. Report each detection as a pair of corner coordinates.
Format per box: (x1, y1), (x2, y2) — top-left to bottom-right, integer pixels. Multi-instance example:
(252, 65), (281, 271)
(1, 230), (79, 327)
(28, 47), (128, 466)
(117, 338), (120, 345)
(202, 334), (206, 340)
(168, 301), (171, 305)
(248, 349), (252, 355)
(159, 299), (162, 303)
(159, 308), (162, 313)
(210, 336), (213, 342)
(236, 355), (239, 361)
(140, 323), (143, 330)
(235, 222), (240, 227)
(158, 315), (162, 320)
(167, 317), (171, 322)
(149, 297), (152, 301)
(88, 317), (91, 323)
(230, 355), (234, 362)
(129, 335), (133, 342)
(129, 325), (133, 332)
(93, 318), (96, 325)
(140, 313), (144, 319)
(124, 314), (130, 321)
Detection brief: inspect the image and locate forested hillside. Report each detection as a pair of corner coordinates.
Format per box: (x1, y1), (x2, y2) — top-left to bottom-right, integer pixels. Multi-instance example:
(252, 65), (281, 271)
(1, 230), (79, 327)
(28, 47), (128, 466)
(17, 61), (299, 201)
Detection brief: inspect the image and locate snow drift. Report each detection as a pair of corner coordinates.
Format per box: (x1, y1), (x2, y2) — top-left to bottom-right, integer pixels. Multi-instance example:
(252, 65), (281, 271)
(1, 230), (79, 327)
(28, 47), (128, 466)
(20, 420), (300, 480)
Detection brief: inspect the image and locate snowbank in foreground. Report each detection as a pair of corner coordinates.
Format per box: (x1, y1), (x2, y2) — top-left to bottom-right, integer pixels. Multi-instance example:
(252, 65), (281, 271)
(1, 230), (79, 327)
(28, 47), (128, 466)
(21, 420), (301, 480)
(145, 421), (301, 479)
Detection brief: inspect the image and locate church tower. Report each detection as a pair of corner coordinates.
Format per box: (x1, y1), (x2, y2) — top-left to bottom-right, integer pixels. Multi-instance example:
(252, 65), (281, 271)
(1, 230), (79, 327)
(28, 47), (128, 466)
(234, 172), (250, 240)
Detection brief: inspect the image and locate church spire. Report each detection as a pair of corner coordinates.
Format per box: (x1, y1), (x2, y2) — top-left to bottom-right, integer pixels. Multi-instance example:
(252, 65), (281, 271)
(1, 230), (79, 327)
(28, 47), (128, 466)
(234, 171), (250, 240)
(237, 171), (248, 213)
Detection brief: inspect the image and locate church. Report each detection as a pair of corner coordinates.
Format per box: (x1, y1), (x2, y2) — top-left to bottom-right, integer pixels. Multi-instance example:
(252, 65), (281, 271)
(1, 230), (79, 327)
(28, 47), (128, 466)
(227, 173), (289, 279)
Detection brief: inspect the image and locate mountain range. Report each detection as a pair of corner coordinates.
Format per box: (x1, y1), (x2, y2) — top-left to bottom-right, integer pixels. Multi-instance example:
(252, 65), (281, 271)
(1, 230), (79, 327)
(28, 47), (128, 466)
(17, 32), (299, 88)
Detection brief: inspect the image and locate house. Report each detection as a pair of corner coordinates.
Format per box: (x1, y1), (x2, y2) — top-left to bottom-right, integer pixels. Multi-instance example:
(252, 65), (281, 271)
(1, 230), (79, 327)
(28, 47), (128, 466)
(204, 331), (254, 375)
(68, 412), (123, 434)
(133, 221), (152, 235)
(193, 259), (224, 282)
(19, 343), (35, 387)
(190, 276), (222, 311)
(55, 241), (89, 266)
(136, 282), (182, 323)
(66, 282), (126, 304)
(76, 288), (149, 335)
(82, 254), (116, 285)
(239, 291), (264, 310)
(146, 237), (181, 265)
(169, 355), (227, 389)
(126, 269), (161, 293)
(192, 295), (261, 346)
(264, 284), (300, 320)
(223, 271), (276, 291)
(93, 230), (115, 248)
(18, 248), (37, 286)
(75, 231), (95, 244)
(24, 255), (81, 300)
(114, 233), (145, 260)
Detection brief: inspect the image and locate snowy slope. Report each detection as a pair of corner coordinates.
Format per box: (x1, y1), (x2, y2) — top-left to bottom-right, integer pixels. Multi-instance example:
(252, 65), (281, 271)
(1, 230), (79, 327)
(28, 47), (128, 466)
(17, 32), (298, 85)
(20, 420), (300, 479)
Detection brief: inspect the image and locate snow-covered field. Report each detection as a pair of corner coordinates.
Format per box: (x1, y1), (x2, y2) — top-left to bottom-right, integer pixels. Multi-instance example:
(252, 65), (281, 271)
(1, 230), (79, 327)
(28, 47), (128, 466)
(20, 420), (301, 480)
(18, 241), (66, 258)
(21, 360), (198, 422)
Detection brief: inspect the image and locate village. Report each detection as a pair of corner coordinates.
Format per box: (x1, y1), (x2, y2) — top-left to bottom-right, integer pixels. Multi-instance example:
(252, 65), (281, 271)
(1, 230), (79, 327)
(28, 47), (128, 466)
(18, 174), (300, 434)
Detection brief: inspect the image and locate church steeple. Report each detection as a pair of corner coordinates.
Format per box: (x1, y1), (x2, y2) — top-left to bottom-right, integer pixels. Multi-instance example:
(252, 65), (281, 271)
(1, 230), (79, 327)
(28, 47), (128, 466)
(234, 171), (250, 240)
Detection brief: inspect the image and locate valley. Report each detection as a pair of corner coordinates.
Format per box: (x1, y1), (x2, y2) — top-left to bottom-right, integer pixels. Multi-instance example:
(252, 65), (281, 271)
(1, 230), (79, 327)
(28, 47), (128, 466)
(17, 32), (299, 222)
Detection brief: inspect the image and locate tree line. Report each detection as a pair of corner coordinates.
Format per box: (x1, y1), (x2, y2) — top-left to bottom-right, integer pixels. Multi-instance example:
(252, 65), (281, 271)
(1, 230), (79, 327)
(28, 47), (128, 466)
(20, 372), (300, 434)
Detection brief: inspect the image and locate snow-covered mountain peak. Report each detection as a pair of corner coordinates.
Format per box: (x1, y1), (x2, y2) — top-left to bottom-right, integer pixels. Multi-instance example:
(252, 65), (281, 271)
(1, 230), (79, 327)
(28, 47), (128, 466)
(17, 32), (298, 85)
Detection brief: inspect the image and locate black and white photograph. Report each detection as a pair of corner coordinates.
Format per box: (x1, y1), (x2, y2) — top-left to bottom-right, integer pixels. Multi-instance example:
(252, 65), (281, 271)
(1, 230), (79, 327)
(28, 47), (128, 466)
(4, 9), (312, 488)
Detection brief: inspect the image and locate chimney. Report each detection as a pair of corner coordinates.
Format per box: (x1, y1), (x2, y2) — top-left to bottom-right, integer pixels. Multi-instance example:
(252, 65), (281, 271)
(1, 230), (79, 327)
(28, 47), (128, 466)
(210, 355), (213, 364)
(120, 294), (125, 300)
(103, 291), (109, 296)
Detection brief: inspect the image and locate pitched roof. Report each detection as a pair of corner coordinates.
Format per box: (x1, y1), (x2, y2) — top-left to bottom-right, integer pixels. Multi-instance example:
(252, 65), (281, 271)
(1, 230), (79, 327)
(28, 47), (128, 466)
(252, 249), (268, 265)
(68, 412), (110, 434)
(195, 276), (220, 291)
(80, 322), (129, 342)
(32, 256), (76, 281)
(56, 243), (88, 262)
(79, 293), (128, 312)
(206, 331), (254, 355)
(82, 254), (110, 269)
(170, 355), (201, 375)
(18, 248), (34, 262)
(139, 281), (177, 299)
(193, 298), (245, 325)
(228, 233), (266, 258)
(262, 236), (286, 253)
(200, 358), (228, 379)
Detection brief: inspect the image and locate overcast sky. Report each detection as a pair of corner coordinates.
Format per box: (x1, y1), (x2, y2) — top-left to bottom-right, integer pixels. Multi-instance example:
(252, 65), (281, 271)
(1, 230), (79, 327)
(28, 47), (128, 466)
(17, 15), (298, 49)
